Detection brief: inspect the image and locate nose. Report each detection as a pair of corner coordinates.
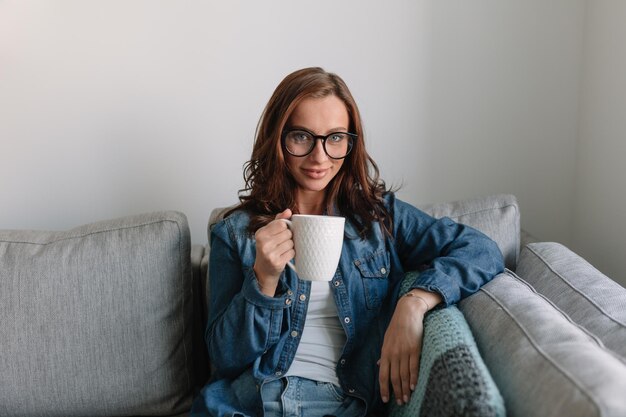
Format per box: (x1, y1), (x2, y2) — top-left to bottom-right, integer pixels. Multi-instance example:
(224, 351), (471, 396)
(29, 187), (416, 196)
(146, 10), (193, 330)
(308, 138), (329, 161)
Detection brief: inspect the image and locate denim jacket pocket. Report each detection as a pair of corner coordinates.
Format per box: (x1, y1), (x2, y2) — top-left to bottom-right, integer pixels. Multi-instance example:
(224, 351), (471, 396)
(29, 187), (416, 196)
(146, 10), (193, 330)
(354, 249), (391, 310)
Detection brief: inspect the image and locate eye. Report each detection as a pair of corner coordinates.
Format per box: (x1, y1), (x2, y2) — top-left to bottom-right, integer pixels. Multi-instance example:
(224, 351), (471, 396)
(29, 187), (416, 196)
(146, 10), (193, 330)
(328, 133), (347, 143)
(289, 131), (312, 143)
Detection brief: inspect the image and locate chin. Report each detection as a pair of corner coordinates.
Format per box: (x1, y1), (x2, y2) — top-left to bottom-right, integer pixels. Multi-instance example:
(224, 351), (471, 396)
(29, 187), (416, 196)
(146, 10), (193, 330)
(297, 178), (330, 192)
(304, 183), (330, 192)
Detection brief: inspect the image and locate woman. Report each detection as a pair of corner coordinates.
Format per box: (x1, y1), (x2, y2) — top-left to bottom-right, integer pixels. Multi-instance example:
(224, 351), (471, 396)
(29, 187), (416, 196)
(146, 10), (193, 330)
(192, 67), (503, 417)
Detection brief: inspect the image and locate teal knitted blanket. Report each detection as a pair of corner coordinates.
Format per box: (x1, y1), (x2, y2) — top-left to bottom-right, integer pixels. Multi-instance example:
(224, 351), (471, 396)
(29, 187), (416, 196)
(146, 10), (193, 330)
(388, 272), (505, 417)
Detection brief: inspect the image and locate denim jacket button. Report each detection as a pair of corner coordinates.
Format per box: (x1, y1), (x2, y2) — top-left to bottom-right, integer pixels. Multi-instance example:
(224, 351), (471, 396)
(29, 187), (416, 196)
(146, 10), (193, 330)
(333, 280), (341, 287)
(299, 294), (307, 301)
(290, 330), (298, 338)
(275, 371), (282, 376)
(380, 267), (387, 274)
(344, 317), (351, 324)
(340, 359), (346, 366)
(285, 299), (292, 305)
(354, 260), (361, 266)
(349, 388), (356, 393)
(287, 290), (293, 295)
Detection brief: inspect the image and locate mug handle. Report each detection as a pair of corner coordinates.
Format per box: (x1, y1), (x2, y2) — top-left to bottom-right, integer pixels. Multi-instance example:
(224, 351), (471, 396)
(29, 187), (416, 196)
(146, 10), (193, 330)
(279, 219), (297, 273)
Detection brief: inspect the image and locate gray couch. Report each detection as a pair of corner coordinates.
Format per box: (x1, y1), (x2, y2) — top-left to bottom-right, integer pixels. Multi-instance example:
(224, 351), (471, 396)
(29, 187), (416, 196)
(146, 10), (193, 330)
(1, 194), (625, 417)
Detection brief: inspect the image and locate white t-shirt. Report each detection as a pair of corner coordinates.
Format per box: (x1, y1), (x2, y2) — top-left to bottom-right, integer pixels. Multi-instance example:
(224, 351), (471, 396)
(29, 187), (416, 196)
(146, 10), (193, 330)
(285, 281), (347, 386)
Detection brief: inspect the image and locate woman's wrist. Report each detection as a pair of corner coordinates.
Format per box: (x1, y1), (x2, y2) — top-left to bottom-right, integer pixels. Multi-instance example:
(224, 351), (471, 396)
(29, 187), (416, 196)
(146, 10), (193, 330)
(402, 292), (430, 312)
(253, 267), (279, 297)
(401, 289), (442, 313)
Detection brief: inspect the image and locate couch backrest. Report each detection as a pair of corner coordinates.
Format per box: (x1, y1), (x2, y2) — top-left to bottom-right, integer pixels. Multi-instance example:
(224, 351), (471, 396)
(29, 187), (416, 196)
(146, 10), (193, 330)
(416, 194), (519, 270)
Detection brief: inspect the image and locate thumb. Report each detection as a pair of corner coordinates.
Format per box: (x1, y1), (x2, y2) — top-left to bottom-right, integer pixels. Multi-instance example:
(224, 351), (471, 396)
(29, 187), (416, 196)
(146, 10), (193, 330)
(275, 208), (292, 220)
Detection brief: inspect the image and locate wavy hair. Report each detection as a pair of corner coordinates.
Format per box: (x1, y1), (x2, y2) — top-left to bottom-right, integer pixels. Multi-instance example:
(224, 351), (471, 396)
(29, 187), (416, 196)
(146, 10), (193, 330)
(228, 67), (391, 239)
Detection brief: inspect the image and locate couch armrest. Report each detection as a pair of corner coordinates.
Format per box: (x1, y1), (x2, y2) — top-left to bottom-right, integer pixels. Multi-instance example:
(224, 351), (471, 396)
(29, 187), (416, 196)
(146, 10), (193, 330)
(460, 270), (626, 417)
(516, 242), (626, 362)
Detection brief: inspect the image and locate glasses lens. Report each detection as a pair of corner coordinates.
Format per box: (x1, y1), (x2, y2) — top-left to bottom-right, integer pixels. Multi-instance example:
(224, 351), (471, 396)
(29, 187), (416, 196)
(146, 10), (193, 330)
(324, 133), (352, 159)
(284, 130), (314, 156)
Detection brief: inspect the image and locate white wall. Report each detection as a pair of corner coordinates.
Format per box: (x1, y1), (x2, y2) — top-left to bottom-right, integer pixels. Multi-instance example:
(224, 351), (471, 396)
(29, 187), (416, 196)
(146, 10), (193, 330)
(572, 1), (626, 285)
(0, 2), (585, 254)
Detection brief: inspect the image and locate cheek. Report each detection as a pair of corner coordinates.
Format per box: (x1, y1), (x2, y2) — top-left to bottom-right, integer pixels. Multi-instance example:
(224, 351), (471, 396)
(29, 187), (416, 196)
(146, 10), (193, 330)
(284, 154), (298, 173)
(333, 159), (345, 172)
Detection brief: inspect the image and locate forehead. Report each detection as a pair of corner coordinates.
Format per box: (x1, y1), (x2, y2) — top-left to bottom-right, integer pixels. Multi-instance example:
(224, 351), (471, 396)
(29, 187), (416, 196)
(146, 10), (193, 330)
(288, 95), (349, 132)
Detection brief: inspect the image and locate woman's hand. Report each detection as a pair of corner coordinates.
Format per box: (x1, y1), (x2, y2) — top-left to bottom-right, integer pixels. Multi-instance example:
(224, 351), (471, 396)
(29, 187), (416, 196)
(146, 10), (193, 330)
(253, 209), (295, 296)
(378, 289), (441, 406)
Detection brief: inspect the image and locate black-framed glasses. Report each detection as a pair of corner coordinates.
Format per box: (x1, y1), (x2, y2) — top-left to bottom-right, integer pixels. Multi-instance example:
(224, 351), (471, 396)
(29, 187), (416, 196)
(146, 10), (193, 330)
(281, 129), (357, 159)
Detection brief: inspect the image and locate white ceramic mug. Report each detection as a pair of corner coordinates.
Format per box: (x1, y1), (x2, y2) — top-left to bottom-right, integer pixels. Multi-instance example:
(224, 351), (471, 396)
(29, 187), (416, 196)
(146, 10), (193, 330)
(281, 214), (345, 281)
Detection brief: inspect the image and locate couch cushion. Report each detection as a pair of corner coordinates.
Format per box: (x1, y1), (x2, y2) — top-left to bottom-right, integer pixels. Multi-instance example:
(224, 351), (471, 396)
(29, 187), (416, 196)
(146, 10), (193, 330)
(459, 271), (626, 417)
(389, 272), (505, 417)
(516, 242), (626, 363)
(417, 194), (519, 270)
(0, 212), (194, 416)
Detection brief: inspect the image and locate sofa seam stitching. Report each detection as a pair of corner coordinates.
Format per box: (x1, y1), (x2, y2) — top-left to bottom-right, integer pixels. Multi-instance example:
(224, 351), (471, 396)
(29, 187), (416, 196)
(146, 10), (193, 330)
(0, 217), (184, 246)
(445, 203), (517, 220)
(505, 269), (612, 350)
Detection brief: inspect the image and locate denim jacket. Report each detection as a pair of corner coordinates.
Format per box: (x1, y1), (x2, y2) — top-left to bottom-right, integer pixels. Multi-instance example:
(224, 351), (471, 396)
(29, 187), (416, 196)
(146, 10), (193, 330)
(191, 193), (504, 416)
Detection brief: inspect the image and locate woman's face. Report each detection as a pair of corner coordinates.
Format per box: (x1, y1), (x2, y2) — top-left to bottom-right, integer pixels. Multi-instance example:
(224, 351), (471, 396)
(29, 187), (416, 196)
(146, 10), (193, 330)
(284, 95), (349, 202)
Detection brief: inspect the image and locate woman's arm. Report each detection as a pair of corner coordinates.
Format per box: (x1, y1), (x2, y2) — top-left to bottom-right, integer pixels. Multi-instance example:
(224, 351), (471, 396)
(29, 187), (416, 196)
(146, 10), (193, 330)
(205, 219), (292, 379)
(390, 194), (504, 305)
(378, 194), (504, 405)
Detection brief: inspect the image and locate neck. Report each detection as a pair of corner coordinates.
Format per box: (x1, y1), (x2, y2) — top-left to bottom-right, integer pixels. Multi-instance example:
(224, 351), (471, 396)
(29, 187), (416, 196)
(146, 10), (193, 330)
(295, 190), (326, 215)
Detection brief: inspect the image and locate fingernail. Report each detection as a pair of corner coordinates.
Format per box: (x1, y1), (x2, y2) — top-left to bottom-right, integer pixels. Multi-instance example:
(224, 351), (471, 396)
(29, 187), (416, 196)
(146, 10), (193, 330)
(410, 384), (416, 391)
(382, 396), (388, 403)
(403, 395), (409, 403)
(396, 399), (403, 406)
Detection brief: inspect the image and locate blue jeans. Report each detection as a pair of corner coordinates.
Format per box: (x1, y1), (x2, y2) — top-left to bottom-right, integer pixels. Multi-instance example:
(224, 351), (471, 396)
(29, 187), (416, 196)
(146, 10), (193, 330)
(261, 377), (366, 417)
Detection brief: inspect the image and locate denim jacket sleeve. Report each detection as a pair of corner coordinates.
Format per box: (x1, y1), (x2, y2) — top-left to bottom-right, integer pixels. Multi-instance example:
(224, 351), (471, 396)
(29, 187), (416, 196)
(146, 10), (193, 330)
(388, 194), (504, 306)
(205, 217), (293, 379)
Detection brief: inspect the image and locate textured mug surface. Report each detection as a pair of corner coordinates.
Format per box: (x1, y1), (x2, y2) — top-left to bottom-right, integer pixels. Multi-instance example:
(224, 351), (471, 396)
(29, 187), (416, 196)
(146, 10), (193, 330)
(283, 215), (345, 281)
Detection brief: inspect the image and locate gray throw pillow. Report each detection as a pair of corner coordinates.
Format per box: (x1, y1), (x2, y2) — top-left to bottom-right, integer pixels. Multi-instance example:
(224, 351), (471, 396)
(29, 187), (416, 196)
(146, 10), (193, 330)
(0, 212), (194, 416)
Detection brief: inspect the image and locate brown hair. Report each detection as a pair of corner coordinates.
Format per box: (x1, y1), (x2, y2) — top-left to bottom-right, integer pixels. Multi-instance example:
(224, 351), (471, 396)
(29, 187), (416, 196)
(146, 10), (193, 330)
(228, 67), (391, 239)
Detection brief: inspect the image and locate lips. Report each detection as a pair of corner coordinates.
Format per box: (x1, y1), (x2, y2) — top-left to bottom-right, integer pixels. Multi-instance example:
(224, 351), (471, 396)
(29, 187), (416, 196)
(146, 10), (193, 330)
(301, 168), (329, 179)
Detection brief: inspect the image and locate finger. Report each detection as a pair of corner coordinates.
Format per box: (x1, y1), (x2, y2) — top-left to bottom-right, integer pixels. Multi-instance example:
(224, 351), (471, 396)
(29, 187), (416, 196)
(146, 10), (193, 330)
(409, 350), (420, 392)
(274, 208), (292, 220)
(378, 358), (390, 403)
(276, 240), (295, 261)
(259, 220), (290, 239)
(390, 359), (403, 406)
(400, 355), (411, 404)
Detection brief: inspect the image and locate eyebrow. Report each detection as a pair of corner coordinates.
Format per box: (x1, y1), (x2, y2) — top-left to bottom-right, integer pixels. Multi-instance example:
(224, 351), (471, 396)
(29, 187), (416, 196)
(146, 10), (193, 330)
(289, 126), (349, 134)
